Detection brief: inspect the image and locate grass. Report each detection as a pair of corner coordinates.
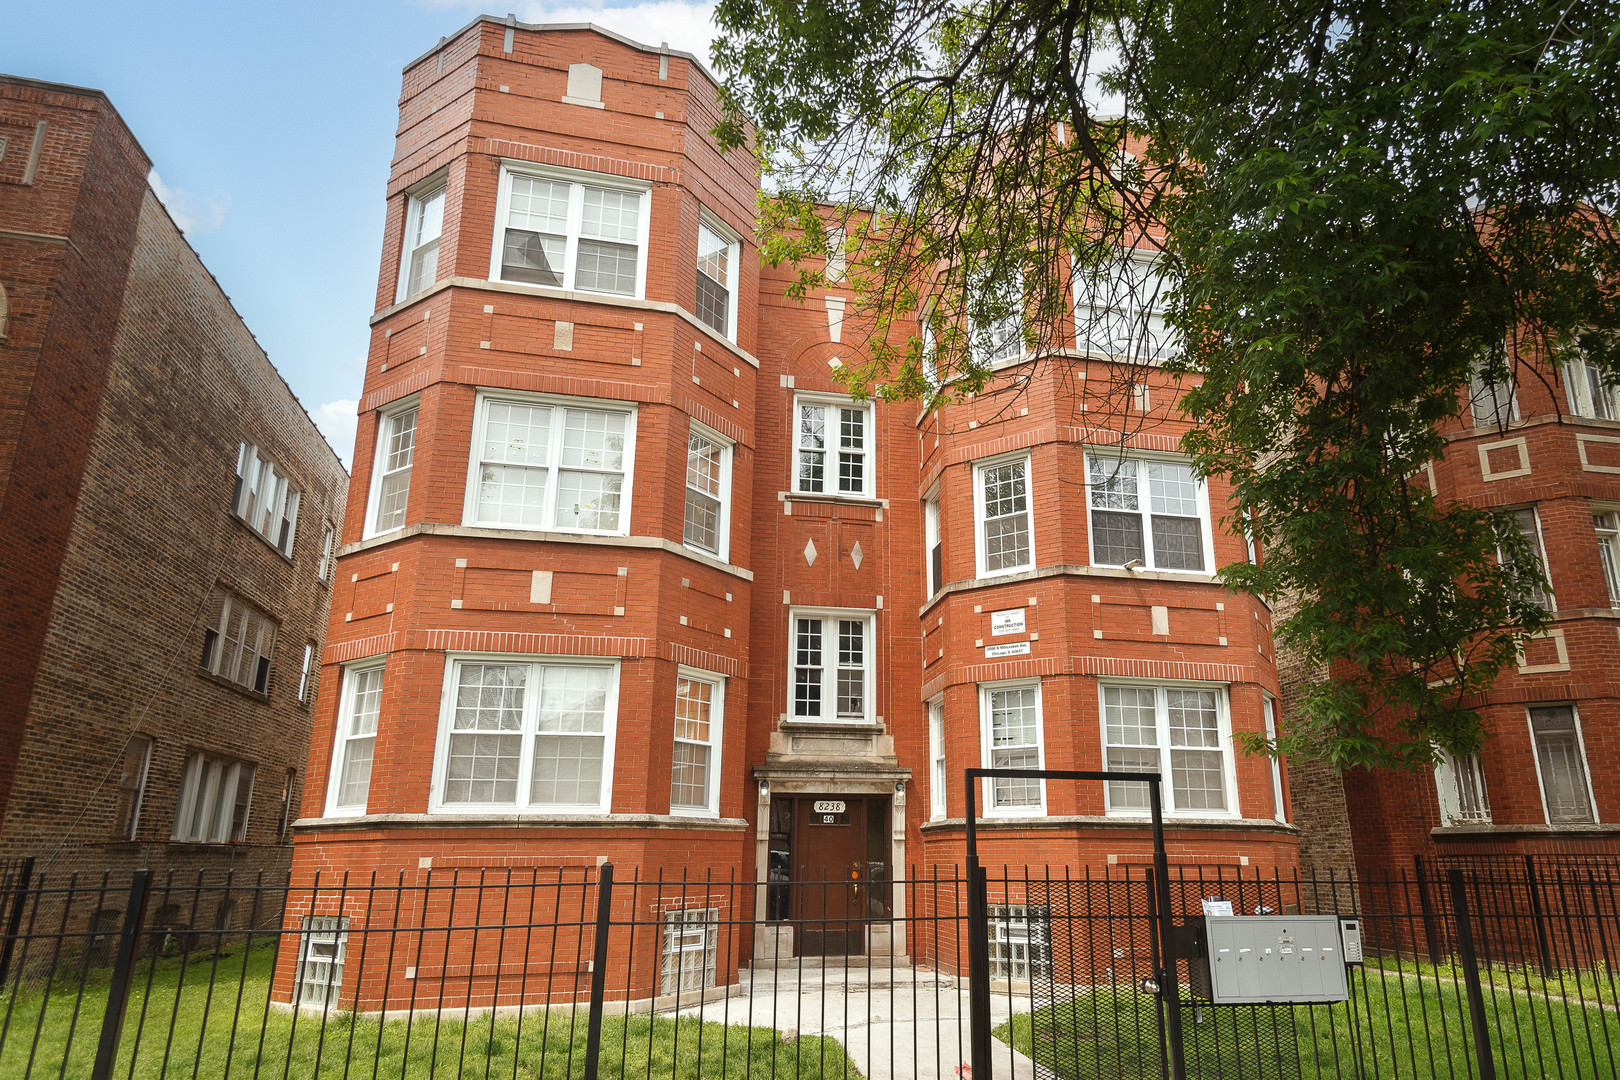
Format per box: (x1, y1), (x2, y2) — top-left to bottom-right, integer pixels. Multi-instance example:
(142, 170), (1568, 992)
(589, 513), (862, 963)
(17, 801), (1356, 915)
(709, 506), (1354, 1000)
(0, 941), (863, 1079)
(996, 960), (1620, 1079)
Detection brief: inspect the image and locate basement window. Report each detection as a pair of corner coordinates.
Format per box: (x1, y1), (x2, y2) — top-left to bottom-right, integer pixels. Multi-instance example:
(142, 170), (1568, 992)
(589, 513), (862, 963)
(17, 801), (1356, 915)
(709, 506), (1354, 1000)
(660, 908), (719, 995)
(294, 916), (349, 1008)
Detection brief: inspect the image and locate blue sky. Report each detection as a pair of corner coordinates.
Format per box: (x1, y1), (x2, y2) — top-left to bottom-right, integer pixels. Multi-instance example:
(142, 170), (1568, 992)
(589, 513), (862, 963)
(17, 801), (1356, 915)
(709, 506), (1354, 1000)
(3, 0), (719, 467)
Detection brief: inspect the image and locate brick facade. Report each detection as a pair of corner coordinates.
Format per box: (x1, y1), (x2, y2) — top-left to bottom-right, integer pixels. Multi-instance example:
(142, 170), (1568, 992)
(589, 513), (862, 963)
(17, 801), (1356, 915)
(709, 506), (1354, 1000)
(0, 76), (347, 885)
(287, 18), (1299, 1005)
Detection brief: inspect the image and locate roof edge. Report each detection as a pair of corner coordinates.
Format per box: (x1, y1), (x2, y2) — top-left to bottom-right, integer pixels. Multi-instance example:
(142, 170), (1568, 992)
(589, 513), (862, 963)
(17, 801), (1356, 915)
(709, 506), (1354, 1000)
(0, 73), (151, 169)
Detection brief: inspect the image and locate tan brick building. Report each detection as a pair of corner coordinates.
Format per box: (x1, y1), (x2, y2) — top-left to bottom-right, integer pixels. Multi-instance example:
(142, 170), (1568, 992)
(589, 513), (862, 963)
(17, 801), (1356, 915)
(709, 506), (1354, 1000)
(0, 76), (346, 885)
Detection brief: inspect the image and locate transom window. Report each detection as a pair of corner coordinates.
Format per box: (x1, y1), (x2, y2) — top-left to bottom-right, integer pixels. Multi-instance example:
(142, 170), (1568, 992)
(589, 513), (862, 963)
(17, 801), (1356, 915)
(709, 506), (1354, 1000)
(696, 217), (739, 340)
(974, 455), (1034, 577)
(1073, 250), (1175, 360)
(1596, 509), (1620, 607)
(491, 166), (649, 297)
(794, 397), (873, 498)
(1087, 454), (1210, 572)
(368, 405), (418, 536)
(790, 610), (874, 724)
(327, 663), (384, 816)
(1102, 683), (1234, 817)
(172, 753), (255, 844)
(980, 682), (1044, 814)
(670, 672), (723, 816)
(234, 444), (300, 557)
(467, 394), (635, 535)
(684, 424), (731, 559)
(200, 589), (276, 696)
(398, 182), (445, 301)
(433, 658), (619, 814)
(1529, 705), (1595, 825)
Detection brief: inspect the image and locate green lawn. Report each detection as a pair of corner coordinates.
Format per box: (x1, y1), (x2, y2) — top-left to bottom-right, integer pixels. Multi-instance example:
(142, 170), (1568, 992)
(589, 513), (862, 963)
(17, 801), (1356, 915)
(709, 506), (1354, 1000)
(997, 962), (1620, 1079)
(0, 941), (862, 1079)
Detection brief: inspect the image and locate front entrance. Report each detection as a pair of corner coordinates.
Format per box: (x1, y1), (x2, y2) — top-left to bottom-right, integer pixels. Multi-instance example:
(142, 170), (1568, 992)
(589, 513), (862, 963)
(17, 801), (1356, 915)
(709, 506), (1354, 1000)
(767, 794), (891, 956)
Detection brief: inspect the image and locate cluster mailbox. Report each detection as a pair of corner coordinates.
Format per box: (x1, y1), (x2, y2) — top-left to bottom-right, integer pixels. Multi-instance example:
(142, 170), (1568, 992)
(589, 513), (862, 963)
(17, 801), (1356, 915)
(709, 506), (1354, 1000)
(1189, 915), (1357, 1004)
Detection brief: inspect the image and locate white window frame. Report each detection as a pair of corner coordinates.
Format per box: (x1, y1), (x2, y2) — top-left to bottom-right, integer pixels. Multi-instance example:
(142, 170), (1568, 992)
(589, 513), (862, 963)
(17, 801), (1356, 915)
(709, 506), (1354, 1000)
(660, 908), (719, 995)
(928, 698), (947, 821)
(787, 608), (876, 725)
(364, 399), (419, 540)
(979, 679), (1046, 816)
(1469, 361), (1519, 428)
(430, 655), (621, 815)
(297, 643), (315, 703)
(200, 590), (277, 696)
(973, 452), (1036, 579)
(462, 390), (638, 537)
(1434, 749), (1491, 826)
(1072, 248), (1176, 361)
(976, 268), (1026, 368)
(825, 226), (847, 283)
(1099, 680), (1239, 819)
(695, 209), (740, 342)
(1501, 505), (1554, 612)
(234, 443), (301, 557)
(1263, 695), (1286, 823)
(1085, 450), (1215, 574)
(683, 420), (733, 561)
(395, 176), (447, 302)
(172, 753), (255, 844)
(1527, 704), (1599, 826)
(1565, 353), (1620, 420)
(669, 668), (725, 818)
(924, 489), (943, 596)
(1594, 505), (1620, 608)
(114, 735), (153, 841)
(487, 162), (652, 299)
(791, 393), (875, 499)
(325, 660), (385, 818)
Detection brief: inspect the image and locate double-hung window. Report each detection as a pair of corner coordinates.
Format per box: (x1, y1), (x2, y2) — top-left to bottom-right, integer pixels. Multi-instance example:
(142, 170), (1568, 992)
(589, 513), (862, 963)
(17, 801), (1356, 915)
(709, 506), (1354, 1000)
(790, 610), (874, 723)
(1102, 683), (1234, 817)
(925, 493), (943, 594)
(1073, 249), (1175, 360)
(200, 589), (276, 695)
(974, 455), (1034, 577)
(696, 215), (739, 340)
(1596, 509), (1620, 606)
(1469, 361), (1519, 428)
(1565, 353), (1620, 420)
(316, 523), (337, 583)
(1501, 507), (1553, 610)
(297, 643), (316, 703)
(977, 270), (1025, 367)
(113, 736), (153, 841)
(928, 701), (947, 820)
(397, 181), (445, 301)
(684, 423), (731, 559)
(980, 681), (1044, 815)
(172, 753), (255, 843)
(434, 658), (620, 814)
(367, 404), (418, 537)
(326, 662), (384, 816)
(467, 393), (636, 534)
(793, 396), (873, 498)
(234, 444), (300, 556)
(1262, 696), (1286, 823)
(1087, 454), (1210, 572)
(1434, 749), (1491, 825)
(490, 165), (650, 297)
(670, 672), (723, 816)
(1529, 705), (1596, 824)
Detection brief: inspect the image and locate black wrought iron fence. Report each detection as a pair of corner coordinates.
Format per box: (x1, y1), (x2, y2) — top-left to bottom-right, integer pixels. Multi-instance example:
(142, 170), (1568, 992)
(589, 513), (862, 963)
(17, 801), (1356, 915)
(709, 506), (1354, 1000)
(0, 859), (1615, 1079)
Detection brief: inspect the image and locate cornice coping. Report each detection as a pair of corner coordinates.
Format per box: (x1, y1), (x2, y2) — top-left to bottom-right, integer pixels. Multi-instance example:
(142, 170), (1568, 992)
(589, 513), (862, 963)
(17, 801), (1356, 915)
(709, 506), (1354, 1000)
(295, 812), (749, 833)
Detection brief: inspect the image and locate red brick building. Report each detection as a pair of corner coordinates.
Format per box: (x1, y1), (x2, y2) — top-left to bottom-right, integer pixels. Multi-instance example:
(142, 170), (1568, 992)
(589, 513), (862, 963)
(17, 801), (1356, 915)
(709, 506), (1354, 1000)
(1293, 358), (1620, 876)
(288, 18), (1297, 1003)
(0, 76), (346, 886)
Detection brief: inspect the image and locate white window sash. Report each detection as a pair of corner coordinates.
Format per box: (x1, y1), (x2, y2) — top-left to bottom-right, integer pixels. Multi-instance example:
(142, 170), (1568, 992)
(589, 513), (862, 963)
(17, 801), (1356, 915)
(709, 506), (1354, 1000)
(1566, 355), (1620, 420)
(366, 404), (418, 538)
(463, 392), (637, 537)
(173, 754), (254, 843)
(669, 669), (724, 817)
(973, 454), (1035, 578)
(430, 657), (620, 815)
(925, 495), (942, 595)
(696, 211), (740, 341)
(317, 523), (337, 583)
(1263, 696), (1286, 823)
(1100, 682), (1237, 818)
(234, 443), (300, 556)
(787, 610), (875, 724)
(397, 183), (447, 302)
(488, 163), (651, 299)
(791, 396), (873, 499)
(979, 681), (1045, 816)
(682, 421), (732, 560)
(326, 662), (385, 817)
(1085, 452), (1214, 574)
(1528, 705), (1598, 825)
(928, 701), (947, 820)
(1597, 510), (1620, 607)
(1072, 249), (1176, 360)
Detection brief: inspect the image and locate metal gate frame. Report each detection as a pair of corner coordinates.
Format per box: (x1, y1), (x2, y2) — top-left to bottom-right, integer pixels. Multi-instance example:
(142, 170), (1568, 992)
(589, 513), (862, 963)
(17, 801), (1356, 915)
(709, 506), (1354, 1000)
(963, 767), (1182, 1080)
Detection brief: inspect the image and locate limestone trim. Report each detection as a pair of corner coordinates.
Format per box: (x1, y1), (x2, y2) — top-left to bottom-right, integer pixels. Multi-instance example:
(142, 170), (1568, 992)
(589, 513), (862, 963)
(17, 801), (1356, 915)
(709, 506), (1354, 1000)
(293, 812), (749, 832)
(919, 562), (1273, 617)
(918, 815), (1300, 836)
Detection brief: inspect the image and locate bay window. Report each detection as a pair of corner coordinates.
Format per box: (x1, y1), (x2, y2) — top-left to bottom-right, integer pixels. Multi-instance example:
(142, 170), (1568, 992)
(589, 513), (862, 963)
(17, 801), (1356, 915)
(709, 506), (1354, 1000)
(1434, 749), (1491, 825)
(1595, 508), (1620, 607)
(793, 396), (873, 498)
(974, 454), (1034, 577)
(433, 658), (619, 814)
(1469, 361), (1518, 428)
(466, 393), (636, 535)
(1102, 683), (1235, 817)
(490, 165), (650, 298)
(929, 700), (947, 820)
(979, 681), (1044, 815)
(1501, 507), (1553, 610)
(1086, 453), (1211, 572)
(790, 610), (874, 724)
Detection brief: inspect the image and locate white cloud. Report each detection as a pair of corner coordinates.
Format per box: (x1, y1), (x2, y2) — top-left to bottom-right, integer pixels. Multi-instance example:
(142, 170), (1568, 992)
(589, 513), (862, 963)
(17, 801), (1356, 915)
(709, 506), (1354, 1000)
(147, 169), (229, 235)
(311, 399), (360, 469)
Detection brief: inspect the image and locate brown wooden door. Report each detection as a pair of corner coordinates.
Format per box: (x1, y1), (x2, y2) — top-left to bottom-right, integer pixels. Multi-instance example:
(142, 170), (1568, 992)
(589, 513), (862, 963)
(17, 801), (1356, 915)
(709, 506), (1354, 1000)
(794, 797), (867, 957)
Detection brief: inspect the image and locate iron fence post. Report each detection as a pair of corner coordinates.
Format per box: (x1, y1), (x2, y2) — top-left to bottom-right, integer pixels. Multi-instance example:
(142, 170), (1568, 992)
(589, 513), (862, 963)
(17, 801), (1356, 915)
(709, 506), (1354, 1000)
(1446, 868), (1496, 1080)
(91, 869), (151, 1080)
(963, 769), (993, 1080)
(582, 861), (614, 1080)
(1149, 779), (1186, 1080)
(1413, 854), (1441, 959)
(1522, 854), (1553, 976)
(0, 855), (35, 987)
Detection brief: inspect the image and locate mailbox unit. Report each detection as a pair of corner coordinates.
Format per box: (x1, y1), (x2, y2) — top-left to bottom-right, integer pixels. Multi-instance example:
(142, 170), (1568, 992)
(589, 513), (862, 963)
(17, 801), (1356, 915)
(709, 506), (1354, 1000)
(1190, 915), (1351, 1003)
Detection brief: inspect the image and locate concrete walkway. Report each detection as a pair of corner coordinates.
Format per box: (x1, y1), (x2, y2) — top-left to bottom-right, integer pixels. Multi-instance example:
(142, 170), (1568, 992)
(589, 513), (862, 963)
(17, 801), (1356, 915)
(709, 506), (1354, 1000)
(661, 964), (1041, 1080)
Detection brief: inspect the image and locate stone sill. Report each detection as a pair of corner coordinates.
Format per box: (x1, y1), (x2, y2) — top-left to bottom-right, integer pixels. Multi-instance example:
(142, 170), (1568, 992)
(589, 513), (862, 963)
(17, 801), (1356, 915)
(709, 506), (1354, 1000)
(919, 815), (1300, 836)
(920, 562), (1266, 618)
(339, 522), (753, 580)
(293, 812), (749, 833)
(1431, 823), (1620, 839)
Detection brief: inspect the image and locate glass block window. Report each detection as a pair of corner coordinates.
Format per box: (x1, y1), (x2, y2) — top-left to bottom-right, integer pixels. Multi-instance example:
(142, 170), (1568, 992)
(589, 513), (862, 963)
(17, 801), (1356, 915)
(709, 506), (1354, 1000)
(369, 406), (417, 535)
(976, 456), (1033, 576)
(790, 612), (874, 723)
(660, 908), (718, 995)
(1087, 455), (1208, 572)
(1103, 684), (1233, 817)
(983, 684), (1043, 812)
(436, 659), (618, 813)
(470, 395), (633, 534)
(671, 674), (722, 814)
(328, 664), (384, 815)
(683, 426), (729, 557)
(294, 916), (348, 1008)
(494, 168), (648, 297)
(988, 904), (1052, 981)
(1529, 705), (1594, 824)
(794, 398), (872, 498)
